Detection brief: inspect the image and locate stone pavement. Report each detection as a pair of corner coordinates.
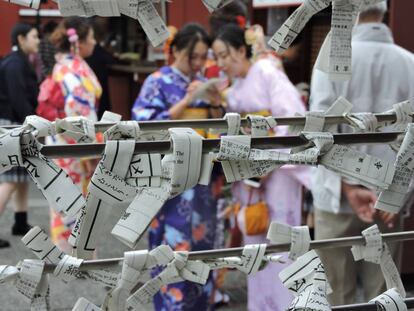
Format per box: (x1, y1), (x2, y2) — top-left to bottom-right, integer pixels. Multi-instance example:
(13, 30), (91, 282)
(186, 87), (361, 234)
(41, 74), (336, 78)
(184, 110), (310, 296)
(0, 184), (247, 311)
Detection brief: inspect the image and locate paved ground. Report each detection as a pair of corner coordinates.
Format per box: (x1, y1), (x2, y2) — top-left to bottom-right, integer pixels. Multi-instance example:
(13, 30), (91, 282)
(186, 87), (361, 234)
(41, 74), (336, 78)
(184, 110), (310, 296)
(0, 184), (247, 311)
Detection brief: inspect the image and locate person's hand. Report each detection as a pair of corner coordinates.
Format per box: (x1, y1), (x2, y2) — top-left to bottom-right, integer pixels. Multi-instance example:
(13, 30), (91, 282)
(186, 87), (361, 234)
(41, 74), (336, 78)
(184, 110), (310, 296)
(376, 210), (396, 229)
(342, 183), (377, 223)
(186, 80), (203, 102)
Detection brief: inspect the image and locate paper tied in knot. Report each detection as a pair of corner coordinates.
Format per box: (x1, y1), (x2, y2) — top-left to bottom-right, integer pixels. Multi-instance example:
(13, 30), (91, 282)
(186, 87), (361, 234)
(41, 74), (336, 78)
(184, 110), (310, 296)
(376, 123), (414, 214)
(380, 101), (413, 131)
(103, 245), (174, 311)
(370, 288), (407, 311)
(73, 140), (137, 258)
(15, 259), (45, 302)
(72, 297), (102, 311)
(112, 128), (203, 248)
(288, 131), (334, 166)
(351, 224), (383, 264)
(245, 115), (277, 137)
(345, 112), (378, 133)
(55, 117), (96, 143)
(23, 115), (56, 138)
(162, 128), (203, 197)
(223, 113), (241, 136)
(104, 121), (141, 141)
(351, 225), (406, 297)
(53, 254), (84, 283)
(267, 222), (311, 261)
(22, 226), (119, 289)
(127, 250), (210, 310)
(291, 111), (326, 136)
(0, 265), (20, 285)
(279, 250), (332, 311)
(100, 111), (122, 123)
(217, 135), (251, 161)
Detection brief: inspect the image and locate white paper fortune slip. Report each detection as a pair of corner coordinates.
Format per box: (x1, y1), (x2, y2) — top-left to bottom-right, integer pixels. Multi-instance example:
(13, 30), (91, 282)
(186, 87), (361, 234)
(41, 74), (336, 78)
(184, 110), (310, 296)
(246, 115), (277, 137)
(279, 250), (331, 311)
(112, 128), (203, 248)
(4, 0), (40, 9)
(326, 0), (359, 81)
(15, 260), (45, 302)
(376, 124), (414, 214)
(103, 245), (174, 311)
(22, 227), (118, 289)
(55, 117), (96, 143)
(319, 144), (395, 191)
(201, 0), (233, 12)
(127, 252), (210, 310)
(224, 113), (241, 136)
(0, 127), (86, 218)
(267, 222), (311, 260)
(22, 226), (65, 264)
(0, 265), (19, 284)
(72, 297), (102, 311)
(72, 140), (137, 259)
(104, 121), (140, 141)
(57, 0), (120, 17)
(370, 288), (407, 311)
(351, 225), (406, 298)
(24, 115), (56, 138)
(345, 112), (378, 133)
(53, 255), (84, 283)
(268, 0), (331, 53)
(118, 0), (169, 47)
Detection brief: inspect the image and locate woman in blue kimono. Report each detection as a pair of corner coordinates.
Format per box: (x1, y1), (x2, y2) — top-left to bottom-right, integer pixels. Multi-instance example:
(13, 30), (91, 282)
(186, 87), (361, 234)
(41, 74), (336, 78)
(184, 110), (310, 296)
(132, 23), (223, 311)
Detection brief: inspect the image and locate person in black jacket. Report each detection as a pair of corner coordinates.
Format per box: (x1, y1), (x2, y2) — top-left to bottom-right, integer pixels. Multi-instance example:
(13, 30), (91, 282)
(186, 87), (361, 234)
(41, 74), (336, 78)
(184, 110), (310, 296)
(0, 23), (40, 248)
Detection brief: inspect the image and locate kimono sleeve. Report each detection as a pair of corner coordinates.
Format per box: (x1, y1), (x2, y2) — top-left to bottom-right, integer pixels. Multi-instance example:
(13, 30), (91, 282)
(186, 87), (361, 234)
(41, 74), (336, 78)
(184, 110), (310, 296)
(264, 65), (305, 136)
(132, 74), (170, 121)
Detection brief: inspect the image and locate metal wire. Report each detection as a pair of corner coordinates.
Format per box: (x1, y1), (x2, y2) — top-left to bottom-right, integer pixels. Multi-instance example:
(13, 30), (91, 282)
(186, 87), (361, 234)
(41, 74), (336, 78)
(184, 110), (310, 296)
(40, 131), (404, 158)
(1, 112), (402, 131)
(41, 230), (414, 273)
(332, 298), (414, 310)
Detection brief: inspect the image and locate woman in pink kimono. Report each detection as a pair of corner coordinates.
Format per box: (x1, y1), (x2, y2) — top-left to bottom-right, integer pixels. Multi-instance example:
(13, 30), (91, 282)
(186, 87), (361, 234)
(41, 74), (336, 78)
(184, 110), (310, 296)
(212, 24), (310, 311)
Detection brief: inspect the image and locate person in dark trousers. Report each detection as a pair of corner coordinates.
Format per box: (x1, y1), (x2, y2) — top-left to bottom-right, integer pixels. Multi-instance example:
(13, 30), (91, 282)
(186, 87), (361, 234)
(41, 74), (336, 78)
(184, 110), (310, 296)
(0, 23), (40, 247)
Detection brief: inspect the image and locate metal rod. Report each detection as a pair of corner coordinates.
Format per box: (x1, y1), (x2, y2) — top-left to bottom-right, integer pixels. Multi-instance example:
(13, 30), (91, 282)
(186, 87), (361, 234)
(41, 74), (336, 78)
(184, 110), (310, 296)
(40, 131), (403, 158)
(332, 298), (414, 310)
(42, 230), (414, 272)
(2, 113), (401, 131)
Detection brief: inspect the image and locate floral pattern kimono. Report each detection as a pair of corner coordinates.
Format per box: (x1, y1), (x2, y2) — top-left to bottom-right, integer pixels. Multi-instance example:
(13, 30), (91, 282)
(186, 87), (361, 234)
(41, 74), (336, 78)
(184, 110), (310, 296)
(37, 54), (101, 252)
(132, 66), (217, 311)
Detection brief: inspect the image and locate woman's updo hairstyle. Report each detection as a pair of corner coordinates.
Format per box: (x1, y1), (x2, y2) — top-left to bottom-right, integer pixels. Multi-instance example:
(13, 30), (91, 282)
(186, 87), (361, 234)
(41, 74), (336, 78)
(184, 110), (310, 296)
(170, 23), (211, 57)
(50, 17), (92, 53)
(215, 24), (253, 59)
(11, 23), (35, 49)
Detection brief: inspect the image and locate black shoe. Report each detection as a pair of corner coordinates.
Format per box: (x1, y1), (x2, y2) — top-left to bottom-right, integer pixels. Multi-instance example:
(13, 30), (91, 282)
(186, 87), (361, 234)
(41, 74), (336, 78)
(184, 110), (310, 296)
(12, 223), (32, 236)
(0, 239), (10, 248)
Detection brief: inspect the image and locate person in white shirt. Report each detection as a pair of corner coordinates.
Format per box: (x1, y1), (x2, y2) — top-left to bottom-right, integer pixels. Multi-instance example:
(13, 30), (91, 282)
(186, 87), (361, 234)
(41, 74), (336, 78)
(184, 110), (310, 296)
(310, 2), (414, 305)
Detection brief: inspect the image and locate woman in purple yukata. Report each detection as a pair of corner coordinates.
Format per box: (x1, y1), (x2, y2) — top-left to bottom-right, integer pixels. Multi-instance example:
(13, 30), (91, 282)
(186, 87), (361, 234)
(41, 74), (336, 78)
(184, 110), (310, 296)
(212, 24), (311, 311)
(132, 23), (223, 311)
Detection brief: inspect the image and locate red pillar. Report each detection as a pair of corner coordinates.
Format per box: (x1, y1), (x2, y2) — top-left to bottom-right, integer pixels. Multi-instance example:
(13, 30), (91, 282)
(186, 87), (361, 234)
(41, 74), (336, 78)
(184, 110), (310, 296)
(167, 0), (210, 29)
(0, 3), (20, 56)
(389, 0), (414, 53)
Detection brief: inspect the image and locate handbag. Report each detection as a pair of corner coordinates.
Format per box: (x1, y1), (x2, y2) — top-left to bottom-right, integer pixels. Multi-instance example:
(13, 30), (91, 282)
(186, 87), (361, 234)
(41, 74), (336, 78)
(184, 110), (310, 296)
(239, 187), (270, 236)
